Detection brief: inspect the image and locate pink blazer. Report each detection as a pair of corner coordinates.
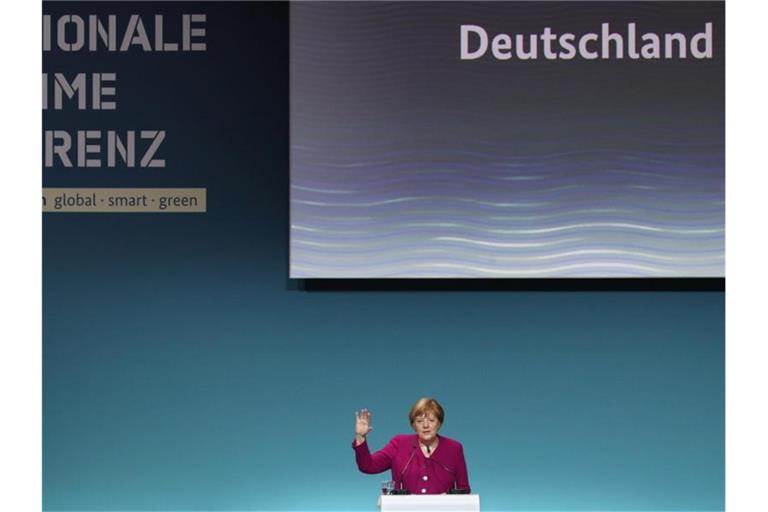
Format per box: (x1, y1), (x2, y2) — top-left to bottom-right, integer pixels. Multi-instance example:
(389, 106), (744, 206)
(353, 434), (470, 494)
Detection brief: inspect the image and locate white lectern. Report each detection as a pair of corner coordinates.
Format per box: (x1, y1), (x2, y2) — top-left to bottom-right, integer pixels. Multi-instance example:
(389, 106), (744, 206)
(378, 494), (480, 512)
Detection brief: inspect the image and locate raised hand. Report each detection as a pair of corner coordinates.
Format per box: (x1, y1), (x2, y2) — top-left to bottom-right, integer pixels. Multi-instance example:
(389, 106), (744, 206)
(355, 408), (373, 443)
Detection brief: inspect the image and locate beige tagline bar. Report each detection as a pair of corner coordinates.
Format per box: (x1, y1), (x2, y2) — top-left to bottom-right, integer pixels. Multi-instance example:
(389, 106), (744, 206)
(43, 188), (207, 213)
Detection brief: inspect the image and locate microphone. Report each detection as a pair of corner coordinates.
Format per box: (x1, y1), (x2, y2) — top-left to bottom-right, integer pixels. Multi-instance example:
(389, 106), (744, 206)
(392, 442), (417, 494)
(431, 455), (462, 492)
(400, 442), (417, 480)
(446, 473), (469, 494)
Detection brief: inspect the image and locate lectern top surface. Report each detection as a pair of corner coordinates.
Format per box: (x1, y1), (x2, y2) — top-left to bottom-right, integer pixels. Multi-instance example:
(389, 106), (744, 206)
(378, 494), (480, 512)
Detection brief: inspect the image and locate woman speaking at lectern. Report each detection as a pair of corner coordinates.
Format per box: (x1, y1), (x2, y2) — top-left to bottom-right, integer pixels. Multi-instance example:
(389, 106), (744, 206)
(352, 397), (470, 494)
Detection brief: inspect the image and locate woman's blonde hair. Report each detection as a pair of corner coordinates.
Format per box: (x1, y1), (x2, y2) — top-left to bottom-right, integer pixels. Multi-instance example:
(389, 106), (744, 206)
(408, 397), (445, 425)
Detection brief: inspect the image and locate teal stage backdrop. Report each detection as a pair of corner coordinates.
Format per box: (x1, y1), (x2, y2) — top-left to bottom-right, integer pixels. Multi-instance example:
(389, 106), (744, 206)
(43, 2), (724, 511)
(44, 237), (724, 511)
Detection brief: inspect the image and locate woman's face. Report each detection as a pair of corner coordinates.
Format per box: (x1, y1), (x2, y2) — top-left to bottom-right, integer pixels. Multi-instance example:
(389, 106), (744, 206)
(412, 412), (441, 444)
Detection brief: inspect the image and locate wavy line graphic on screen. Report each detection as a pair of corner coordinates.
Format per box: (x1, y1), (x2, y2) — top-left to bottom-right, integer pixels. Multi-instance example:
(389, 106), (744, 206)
(292, 260), (720, 277)
(292, 247), (723, 266)
(292, 222), (723, 237)
(291, 191), (721, 213)
(290, 223), (723, 277)
(291, 174), (717, 192)
(290, 262), (712, 278)
(292, 185), (720, 204)
(291, 230), (722, 253)
(291, 244), (722, 262)
(299, 206), (721, 222)
(291, 247), (723, 273)
(290, 147), (723, 277)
